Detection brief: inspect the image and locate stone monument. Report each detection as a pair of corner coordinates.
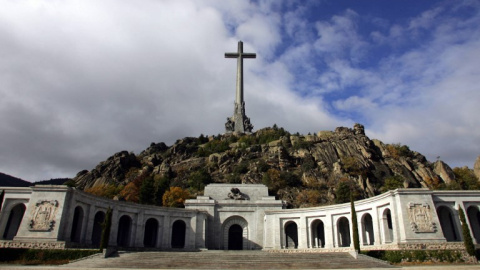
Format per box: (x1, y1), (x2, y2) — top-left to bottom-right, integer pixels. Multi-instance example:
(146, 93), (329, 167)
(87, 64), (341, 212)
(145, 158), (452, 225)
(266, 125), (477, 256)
(225, 41), (255, 133)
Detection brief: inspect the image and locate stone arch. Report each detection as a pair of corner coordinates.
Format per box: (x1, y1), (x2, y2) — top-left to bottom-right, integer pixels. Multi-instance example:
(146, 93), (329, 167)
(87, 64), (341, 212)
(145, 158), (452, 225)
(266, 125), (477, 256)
(284, 221), (298, 249)
(222, 216), (248, 250)
(117, 215), (132, 247)
(361, 213), (375, 245)
(91, 211), (105, 247)
(171, 219), (186, 248)
(382, 208), (393, 243)
(467, 206), (480, 244)
(337, 217), (351, 247)
(70, 206), (84, 243)
(437, 206), (460, 242)
(144, 218), (159, 248)
(2, 203), (26, 240)
(311, 219), (325, 248)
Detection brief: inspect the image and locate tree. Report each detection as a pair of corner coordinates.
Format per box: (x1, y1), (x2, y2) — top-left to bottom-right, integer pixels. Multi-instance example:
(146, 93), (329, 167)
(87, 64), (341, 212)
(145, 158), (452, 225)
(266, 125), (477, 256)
(162, 187), (190, 208)
(458, 207), (475, 256)
(453, 167), (480, 190)
(100, 207), (112, 252)
(262, 169), (285, 194)
(188, 168), (212, 191)
(351, 194), (360, 252)
(120, 182), (140, 203)
(139, 175), (155, 205)
(295, 189), (322, 207)
(381, 175), (405, 192)
(335, 179), (363, 204)
(154, 175), (170, 206)
(341, 156), (365, 177)
(85, 184), (123, 199)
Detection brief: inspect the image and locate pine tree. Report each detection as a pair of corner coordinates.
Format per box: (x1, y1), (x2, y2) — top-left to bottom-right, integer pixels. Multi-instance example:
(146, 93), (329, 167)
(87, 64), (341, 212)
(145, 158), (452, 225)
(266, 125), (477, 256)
(100, 207), (112, 252)
(351, 194), (360, 252)
(139, 175), (155, 205)
(458, 207), (475, 256)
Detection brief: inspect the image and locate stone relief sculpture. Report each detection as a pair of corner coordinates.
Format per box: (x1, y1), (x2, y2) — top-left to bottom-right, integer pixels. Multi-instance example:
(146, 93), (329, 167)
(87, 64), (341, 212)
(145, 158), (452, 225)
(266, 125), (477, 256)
(407, 202), (437, 233)
(29, 200), (58, 231)
(227, 188), (249, 200)
(225, 117), (235, 132)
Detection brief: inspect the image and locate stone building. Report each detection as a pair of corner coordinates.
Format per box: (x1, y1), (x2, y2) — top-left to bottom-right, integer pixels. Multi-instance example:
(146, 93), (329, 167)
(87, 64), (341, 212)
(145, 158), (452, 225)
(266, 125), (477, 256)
(1, 184), (480, 251)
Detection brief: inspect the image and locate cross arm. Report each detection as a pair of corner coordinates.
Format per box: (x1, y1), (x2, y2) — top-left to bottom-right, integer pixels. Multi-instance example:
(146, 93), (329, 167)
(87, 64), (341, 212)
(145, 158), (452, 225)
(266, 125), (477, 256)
(225, 53), (239, 58)
(242, 53), (256, 59)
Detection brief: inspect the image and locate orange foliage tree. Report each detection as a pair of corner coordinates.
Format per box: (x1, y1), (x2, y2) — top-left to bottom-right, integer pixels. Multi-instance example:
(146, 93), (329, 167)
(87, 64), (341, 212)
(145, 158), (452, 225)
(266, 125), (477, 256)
(84, 184), (123, 199)
(162, 187), (190, 208)
(120, 182), (140, 203)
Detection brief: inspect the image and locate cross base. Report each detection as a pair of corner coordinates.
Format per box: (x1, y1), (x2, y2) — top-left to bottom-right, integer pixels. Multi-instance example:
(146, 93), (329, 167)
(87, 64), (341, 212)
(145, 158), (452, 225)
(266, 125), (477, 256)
(225, 102), (253, 134)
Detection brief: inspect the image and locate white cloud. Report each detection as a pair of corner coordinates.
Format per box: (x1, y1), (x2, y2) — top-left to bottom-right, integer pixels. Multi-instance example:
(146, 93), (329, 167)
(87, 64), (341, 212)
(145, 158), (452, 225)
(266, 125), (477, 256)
(0, 0), (479, 181)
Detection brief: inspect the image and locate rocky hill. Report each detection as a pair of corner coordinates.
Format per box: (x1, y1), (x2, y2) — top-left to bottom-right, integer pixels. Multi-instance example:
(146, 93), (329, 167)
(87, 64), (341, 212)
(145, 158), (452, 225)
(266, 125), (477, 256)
(73, 124), (460, 207)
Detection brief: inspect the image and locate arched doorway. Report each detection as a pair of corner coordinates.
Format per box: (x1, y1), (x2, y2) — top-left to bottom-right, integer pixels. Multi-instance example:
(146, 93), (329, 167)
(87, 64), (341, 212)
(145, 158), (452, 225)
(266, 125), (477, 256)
(2, 204), (26, 240)
(70, 206), (84, 243)
(117, 215), (132, 247)
(337, 217), (351, 247)
(228, 224), (243, 250)
(382, 209), (393, 243)
(311, 219), (325, 248)
(467, 206), (480, 243)
(437, 206), (460, 241)
(285, 222), (298, 249)
(222, 216), (248, 250)
(361, 213), (375, 245)
(144, 218), (159, 248)
(171, 220), (186, 248)
(91, 211), (105, 247)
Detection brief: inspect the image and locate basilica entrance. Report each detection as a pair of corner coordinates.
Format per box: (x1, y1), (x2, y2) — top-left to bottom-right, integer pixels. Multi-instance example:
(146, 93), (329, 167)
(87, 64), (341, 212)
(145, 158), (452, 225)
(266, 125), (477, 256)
(223, 216), (248, 250)
(228, 224), (243, 250)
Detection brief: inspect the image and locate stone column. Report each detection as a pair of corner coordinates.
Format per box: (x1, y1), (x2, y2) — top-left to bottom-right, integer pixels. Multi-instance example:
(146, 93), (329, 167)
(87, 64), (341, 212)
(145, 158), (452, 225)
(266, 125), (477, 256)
(84, 205), (97, 245)
(298, 216), (308, 249)
(80, 204), (91, 245)
(109, 208), (119, 246)
(161, 215), (171, 249)
(324, 214), (335, 248)
(135, 212), (144, 247)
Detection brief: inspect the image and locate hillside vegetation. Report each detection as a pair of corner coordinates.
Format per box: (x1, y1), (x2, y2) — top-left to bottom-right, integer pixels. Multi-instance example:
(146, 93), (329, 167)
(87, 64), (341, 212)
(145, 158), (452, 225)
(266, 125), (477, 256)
(73, 124), (479, 208)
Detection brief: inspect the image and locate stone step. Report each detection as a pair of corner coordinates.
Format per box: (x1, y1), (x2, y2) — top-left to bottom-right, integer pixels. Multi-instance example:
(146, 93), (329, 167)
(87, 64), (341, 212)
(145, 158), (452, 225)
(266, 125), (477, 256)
(66, 250), (394, 269)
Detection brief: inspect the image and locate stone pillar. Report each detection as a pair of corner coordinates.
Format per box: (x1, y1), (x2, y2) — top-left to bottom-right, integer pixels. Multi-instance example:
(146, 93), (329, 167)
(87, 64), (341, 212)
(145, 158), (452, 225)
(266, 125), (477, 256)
(80, 204), (90, 244)
(297, 216), (308, 249)
(161, 215), (170, 249)
(109, 208), (119, 246)
(324, 214), (335, 248)
(372, 207), (381, 246)
(135, 212), (144, 247)
(156, 216), (164, 248)
(84, 205), (97, 245)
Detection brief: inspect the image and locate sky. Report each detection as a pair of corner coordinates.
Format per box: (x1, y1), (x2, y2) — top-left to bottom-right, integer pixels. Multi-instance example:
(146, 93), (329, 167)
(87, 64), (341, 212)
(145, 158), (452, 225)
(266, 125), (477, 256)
(1, 0), (479, 182)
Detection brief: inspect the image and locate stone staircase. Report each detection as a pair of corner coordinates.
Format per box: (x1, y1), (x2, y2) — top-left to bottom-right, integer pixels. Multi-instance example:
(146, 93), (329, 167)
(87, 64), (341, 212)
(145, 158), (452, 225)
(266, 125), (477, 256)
(66, 250), (394, 269)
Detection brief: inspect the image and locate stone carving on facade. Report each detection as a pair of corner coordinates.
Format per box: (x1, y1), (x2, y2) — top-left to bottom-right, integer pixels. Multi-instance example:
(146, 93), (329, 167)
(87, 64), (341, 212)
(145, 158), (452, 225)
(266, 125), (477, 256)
(29, 200), (58, 231)
(407, 202), (437, 233)
(227, 188), (249, 200)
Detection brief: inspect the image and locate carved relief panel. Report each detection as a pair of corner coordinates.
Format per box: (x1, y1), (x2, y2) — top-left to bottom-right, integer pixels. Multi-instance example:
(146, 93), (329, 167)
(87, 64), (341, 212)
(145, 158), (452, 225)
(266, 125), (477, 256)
(29, 200), (59, 231)
(407, 202), (437, 233)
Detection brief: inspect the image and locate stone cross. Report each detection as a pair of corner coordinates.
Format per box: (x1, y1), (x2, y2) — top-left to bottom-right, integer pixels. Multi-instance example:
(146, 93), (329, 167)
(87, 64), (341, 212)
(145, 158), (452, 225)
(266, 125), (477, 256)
(225, 41), (255, 133)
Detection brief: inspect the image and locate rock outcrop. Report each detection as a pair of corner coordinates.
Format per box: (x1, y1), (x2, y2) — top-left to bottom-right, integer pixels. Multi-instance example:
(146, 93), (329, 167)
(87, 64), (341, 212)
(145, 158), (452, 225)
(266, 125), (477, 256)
(73, 124), (458, 206)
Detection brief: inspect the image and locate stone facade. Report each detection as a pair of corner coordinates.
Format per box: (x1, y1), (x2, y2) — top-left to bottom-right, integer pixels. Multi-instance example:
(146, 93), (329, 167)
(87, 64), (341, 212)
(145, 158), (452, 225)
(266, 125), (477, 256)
(1, 185), (480, 251)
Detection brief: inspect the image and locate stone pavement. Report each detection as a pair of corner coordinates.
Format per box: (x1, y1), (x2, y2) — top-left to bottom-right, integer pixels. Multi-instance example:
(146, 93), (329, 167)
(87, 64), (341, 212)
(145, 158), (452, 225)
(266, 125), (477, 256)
(0, 250), (478, 270)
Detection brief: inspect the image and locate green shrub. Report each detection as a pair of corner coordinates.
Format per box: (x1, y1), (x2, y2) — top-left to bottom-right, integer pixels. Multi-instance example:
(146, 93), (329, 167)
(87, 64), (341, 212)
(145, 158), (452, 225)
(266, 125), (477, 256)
(0, 248), (99, 264)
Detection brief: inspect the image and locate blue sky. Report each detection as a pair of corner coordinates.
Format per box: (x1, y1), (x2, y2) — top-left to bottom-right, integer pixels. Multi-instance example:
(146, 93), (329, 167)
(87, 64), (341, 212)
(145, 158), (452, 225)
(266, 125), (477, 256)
(0, 0), (479, 181)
